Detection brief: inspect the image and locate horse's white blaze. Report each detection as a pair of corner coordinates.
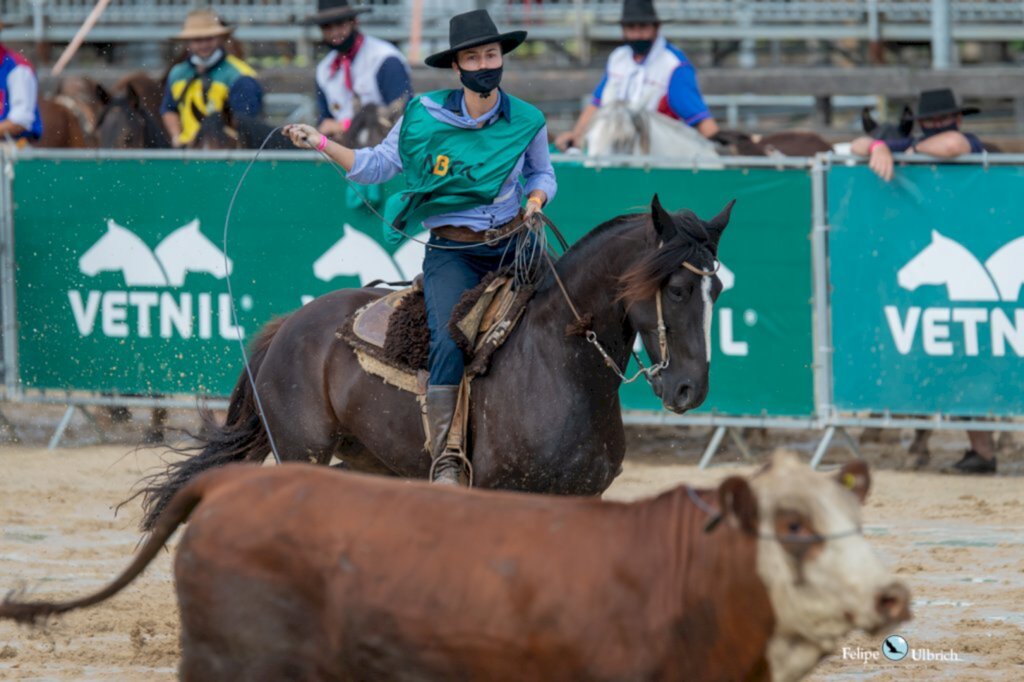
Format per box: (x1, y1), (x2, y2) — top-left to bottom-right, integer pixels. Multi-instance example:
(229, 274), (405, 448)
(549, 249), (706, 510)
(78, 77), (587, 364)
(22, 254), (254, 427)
(701, 275), (713, 362)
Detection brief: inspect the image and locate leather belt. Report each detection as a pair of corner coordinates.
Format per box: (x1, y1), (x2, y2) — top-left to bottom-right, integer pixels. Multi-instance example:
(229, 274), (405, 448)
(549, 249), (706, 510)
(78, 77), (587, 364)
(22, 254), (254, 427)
(431, 211), (524, 244)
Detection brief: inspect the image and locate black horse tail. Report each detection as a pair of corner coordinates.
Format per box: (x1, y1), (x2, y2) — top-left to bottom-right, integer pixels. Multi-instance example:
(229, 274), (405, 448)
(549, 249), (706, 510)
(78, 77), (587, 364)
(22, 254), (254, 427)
(125, 316), (289, 531)
(1, 471), (204, 624)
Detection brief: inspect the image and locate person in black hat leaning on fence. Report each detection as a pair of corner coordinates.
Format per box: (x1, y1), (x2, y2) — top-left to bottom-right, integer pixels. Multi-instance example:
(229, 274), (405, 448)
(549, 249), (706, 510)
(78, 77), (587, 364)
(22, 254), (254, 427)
(851, 88), (997, 475)
(284, 10), (556, 485)
(307, 0), (412, 141)
(555, 0), (719, 152)
(851, 88), (986, 183)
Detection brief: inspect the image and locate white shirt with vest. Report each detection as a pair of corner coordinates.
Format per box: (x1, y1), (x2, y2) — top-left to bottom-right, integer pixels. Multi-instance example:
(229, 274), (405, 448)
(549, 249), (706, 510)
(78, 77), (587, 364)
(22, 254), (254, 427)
(316, 34), (409, 123)
(594, 35), (710, 125)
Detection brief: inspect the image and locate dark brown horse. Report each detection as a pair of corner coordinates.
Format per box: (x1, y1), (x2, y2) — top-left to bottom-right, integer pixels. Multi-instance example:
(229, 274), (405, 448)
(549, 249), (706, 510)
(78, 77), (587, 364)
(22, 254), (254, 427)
(338, 100), (403, 149)
(134, 196), (733, 529)
(36, 99), (87, 148)
(95, 72), (169, 149)
(861, 105), (914, 143)
(714, 129), (833, 156)
(52, 75), (104, 146)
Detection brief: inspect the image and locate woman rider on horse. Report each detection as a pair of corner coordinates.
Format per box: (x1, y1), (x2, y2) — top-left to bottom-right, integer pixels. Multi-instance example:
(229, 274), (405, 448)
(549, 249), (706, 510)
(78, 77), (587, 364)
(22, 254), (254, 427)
(285, 9), (557, 486)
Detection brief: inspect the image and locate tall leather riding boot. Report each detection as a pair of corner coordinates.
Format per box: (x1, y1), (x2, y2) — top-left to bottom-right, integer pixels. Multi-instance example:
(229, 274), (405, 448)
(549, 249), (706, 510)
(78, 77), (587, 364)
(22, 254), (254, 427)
(425, 385), (465, 486)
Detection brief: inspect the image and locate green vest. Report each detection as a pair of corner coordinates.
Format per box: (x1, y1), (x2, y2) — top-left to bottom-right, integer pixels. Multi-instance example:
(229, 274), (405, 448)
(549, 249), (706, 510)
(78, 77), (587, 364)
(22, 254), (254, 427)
(382, 90), (545, 243)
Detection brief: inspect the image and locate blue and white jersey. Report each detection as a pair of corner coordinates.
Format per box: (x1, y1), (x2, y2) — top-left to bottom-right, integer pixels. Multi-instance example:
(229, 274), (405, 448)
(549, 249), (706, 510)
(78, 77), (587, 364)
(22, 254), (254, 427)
(0, 46), (42, 139)
(315, 34), (412, 124)
(593, 35), (710, 127)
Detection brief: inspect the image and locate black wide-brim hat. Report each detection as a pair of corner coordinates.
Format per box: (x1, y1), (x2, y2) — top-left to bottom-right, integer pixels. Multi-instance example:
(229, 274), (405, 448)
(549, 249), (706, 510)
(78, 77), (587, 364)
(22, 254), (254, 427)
(305, 0), (371, 26)
(424, 9), (527, 69)
(915, 88), (979, 119)
(620, 0), (660, 24)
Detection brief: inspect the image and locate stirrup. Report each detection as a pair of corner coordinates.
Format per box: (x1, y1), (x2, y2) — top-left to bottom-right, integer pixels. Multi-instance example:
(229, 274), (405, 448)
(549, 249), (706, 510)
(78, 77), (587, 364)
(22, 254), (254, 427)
(429, 451), (473, 487)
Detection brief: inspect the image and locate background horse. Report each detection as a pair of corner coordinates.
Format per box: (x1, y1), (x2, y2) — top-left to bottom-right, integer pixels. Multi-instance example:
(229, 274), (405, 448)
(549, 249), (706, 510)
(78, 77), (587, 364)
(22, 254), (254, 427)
(586, 102), (720, 157)
(338, 100), (403, 149)
(52, 75), (104, 147)
(189, 111), (242, 150)
(713, 129), (833, 156)
(35, 99), (87, 148)
(587, 102), (832, 158)
(132, 196), (734, 529)
(95, 72), (169, 149)
(862, 105), (914, 144)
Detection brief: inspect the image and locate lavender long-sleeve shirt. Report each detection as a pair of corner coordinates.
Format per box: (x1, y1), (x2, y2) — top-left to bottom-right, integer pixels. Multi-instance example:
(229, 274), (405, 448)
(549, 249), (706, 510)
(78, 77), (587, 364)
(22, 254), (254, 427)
(348, 89), (557, 232)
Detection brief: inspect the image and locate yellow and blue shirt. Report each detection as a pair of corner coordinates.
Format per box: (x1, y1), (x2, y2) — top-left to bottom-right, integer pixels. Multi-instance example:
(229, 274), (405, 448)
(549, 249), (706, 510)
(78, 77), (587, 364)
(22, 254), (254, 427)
(160, 53), (262, 144)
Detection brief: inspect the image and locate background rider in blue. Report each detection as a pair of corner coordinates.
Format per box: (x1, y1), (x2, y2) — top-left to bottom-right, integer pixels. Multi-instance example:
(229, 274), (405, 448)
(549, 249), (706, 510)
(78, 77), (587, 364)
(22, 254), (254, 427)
(285, 10), (556, 486)
(307, 0), (412, 141)
(0, 23), (43, 143)
(555, 0), (719, 152)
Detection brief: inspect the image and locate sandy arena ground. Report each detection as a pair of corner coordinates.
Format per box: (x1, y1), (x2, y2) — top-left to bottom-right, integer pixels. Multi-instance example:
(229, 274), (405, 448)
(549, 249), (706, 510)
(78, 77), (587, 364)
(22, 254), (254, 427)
(0, 410), (1022, 681)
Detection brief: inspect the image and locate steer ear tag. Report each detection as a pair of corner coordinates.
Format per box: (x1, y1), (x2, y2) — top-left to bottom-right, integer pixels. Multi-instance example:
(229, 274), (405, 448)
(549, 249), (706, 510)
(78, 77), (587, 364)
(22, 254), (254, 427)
(835, 460), (871, 504)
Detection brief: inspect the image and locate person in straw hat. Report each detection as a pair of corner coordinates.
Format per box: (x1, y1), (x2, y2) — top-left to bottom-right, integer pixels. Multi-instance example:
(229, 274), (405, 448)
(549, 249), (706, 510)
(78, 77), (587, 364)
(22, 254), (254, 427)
(307, 0), (411, 141)
(284, 9), (556, 486)
(555, 0), (718, 152)
(852, 88), (987, 182)
(0, 22), (42, 142)
(160, 9), (262, 147)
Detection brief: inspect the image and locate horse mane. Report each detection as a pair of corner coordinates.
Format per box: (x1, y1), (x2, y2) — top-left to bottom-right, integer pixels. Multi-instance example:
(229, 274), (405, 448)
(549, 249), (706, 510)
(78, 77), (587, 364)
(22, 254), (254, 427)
(111, 71), (163, 116)
(550, 207), (716, 305)
(616, 210), (717, 304)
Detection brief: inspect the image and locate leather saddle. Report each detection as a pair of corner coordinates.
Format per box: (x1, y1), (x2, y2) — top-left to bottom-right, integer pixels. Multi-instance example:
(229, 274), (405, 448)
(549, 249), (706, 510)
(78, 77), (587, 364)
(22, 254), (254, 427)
(338, 271), (533, 395)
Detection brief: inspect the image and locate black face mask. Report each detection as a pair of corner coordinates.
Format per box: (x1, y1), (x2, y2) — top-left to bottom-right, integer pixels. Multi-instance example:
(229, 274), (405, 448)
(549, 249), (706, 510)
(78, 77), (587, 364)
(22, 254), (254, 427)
(324, 30), (358, 54)
(459, 65), (503, 98)
(920, 121), (959, 137)
(628, 39), (654, 57)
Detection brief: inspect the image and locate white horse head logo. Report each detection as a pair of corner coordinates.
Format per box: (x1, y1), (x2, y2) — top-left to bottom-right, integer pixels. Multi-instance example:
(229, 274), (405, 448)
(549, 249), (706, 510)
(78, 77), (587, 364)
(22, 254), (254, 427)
(79, 219), (169, 286)
(984, 235), (1024, 302)
(896, 230), (1000, 302)
(313, 225), (427, 285)
(79, 218), (230, 287)
(154, 219), (232, 287)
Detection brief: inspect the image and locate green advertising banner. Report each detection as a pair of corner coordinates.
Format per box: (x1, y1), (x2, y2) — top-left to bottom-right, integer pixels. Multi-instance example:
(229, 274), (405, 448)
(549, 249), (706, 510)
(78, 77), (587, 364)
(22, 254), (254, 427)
(13, 156), (814, 416)
(829, 164), (1024, 416)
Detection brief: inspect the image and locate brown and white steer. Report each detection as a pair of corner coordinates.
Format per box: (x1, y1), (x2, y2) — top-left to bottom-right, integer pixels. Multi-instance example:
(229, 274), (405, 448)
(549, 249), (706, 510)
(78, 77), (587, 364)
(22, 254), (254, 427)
(1, 451), (908, 681)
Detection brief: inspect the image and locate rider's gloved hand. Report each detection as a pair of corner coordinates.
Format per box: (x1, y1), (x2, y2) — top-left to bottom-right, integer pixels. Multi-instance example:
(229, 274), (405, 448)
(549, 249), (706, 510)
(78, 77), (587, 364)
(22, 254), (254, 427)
(283, 123), (324, 151)
(524, 195), (544, 231)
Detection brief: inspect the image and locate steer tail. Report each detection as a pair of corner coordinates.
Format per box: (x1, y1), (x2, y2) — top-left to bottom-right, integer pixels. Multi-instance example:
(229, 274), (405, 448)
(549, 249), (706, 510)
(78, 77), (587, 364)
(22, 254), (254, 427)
(125, 316), (288, 531)
(1, 476), (204, 625)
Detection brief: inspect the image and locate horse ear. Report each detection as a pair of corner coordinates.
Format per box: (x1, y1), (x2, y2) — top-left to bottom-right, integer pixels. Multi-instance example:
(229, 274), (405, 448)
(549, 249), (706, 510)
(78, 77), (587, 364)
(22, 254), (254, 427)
(96, 83), (111, 107)
(650, 194), (675, 241)
(706, 199), (736, 248)
(899, 105), (915, 137)
(861, 107), (877, 135)
(126, 84), (141, 110)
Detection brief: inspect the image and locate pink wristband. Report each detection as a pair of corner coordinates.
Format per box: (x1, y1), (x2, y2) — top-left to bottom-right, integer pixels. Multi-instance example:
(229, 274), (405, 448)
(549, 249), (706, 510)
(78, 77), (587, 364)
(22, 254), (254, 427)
(316, 134), (328, 152)
(868, 139), (887, 153)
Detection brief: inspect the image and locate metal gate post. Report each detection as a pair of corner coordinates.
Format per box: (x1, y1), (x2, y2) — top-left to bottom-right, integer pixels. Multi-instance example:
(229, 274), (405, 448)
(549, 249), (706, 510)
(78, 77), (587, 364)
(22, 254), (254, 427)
(0, 147), (18, 400)
(810, 155), (833, 451)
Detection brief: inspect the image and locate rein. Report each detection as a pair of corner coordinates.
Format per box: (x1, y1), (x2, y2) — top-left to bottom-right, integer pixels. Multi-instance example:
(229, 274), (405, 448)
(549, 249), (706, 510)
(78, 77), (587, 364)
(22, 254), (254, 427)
(542, 243), (714, 388)
(684, 486), (864, 544)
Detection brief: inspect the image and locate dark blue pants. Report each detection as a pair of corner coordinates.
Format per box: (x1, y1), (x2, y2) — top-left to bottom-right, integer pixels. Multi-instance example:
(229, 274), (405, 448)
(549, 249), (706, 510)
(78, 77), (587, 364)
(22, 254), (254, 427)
(422, 234), (520, 387)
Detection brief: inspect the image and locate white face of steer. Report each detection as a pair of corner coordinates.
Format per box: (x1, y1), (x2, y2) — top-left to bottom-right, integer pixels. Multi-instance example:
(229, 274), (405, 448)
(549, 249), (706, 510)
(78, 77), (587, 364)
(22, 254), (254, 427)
(748, 451), (910, 682)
